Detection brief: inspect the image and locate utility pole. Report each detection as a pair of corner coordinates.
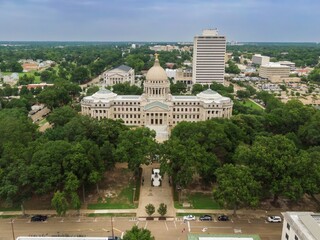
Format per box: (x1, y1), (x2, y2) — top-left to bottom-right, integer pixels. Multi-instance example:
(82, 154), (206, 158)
(11, 219), (15, 240)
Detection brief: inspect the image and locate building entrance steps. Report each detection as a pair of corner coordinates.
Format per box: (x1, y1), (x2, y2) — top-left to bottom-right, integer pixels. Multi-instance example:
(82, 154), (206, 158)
(136, 163), (175, 217)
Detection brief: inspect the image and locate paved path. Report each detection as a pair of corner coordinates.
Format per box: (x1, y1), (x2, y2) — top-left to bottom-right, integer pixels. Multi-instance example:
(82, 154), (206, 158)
(137, 163), (175, 217)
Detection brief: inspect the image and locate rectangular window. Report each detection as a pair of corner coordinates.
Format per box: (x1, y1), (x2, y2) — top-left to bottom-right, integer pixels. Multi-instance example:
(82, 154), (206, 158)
(295, 236), (298, 240)
(285, 233), (289, 240)
(287, 223), (290, 230)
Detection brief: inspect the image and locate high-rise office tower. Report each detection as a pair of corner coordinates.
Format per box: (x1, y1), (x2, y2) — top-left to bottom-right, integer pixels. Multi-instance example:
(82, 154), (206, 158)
(192, 29), (226, 85)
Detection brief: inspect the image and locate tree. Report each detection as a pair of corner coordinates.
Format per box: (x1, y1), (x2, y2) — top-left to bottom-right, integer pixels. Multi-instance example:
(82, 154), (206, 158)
(70, 66), (90, 84)
(115, 127), (157, 175)
(86, 86), (100, 96)
(157, 203), (167, 216)
(145, 204), (155, 216)
(298, 111), (320, 147)
(192, 84), (204, 95)
(51, 191), (68, 216)
(170, 82), (187, 95)
(236, 90), (251, 99)
(123, 226), (155, 240)
(213, 164), (260, 215)
(234, 135), (306, 204)
(47, 106), (78, 127)
(225, 60), (240, 74)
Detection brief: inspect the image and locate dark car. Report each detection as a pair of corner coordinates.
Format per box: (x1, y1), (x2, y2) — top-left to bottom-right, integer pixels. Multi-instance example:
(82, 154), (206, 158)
(218, 215), (229, 221)
(31, 215), (48, 222)
(199, 215), (213, 221)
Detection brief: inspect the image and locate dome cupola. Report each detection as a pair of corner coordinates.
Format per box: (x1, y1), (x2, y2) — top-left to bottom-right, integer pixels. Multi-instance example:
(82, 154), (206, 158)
(144, 54), (170, 100)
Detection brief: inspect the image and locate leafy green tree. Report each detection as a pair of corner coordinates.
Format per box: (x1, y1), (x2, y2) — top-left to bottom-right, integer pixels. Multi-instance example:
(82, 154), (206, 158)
(298, 111), (320, 147)
(236, 90), (251, 99)
(157, 203), (167, 216)
(7, 61), (23, 72)
(47, 106), (78, 127)
(170, 82), (187, 95)
(86, 86), (100, 96)
(234, 135), (306, 203)
(145, 203), (155, 216)
(225, 60), (240, 74)
(51, 191), (68, 216)
(214, 164), (260, 215)
(109, 82), (143, 95)
(116, 127), (157, 175)
(192, 84), (204, 95)
(123, 226), (155, 240)
(70, 66), (90, 84)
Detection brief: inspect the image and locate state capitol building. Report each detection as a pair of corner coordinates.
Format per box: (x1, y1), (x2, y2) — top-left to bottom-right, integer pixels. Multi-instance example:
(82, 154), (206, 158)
(81, 55), (233, 141)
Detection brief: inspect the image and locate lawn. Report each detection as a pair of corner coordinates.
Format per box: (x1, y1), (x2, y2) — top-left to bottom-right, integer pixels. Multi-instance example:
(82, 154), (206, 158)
(88, 182), (138, 210)
(2, 71), (41, 83)
(240, 99), (264, 110)
(175, 192), (221, 209)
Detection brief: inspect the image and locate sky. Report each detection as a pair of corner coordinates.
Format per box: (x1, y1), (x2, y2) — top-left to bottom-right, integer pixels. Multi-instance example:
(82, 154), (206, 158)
(0, 0), (319, 42)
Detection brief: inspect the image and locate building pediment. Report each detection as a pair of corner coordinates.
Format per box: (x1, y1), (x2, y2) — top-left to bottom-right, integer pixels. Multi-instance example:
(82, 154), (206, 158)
(107, 73), (126, 78)
(144, 101), (169, 111)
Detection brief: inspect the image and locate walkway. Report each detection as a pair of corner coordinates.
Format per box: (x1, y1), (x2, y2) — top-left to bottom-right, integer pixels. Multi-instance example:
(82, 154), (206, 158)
(136, 163), (175, 217)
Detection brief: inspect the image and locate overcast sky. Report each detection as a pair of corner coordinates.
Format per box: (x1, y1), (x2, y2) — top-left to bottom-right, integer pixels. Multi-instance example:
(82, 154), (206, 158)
(0, 0), (319, 42)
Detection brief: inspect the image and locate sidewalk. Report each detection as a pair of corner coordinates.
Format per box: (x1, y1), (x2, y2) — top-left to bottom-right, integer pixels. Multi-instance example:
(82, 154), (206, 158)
(0, 209), (137, 216)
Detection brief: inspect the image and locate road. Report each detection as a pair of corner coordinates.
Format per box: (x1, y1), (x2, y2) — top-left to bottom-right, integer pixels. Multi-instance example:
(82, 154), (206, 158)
(0, 215), (282, 240)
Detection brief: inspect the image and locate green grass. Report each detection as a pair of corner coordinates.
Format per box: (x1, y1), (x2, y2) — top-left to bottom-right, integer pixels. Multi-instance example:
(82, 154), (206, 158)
(88, 182), (138, 210)
(2, 71), (41, 83)
(240, 99), (264, 110)
(175, 192), (220, 209)
(0, 207), (20, 211)
(38, 118), (48, 126)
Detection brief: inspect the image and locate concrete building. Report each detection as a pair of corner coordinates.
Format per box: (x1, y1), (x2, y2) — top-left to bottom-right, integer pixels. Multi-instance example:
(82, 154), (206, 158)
(252, 54), (270, 65)
(192, 29), (226, 85)
(281, 212), (320, 240)
(175, 68), (193, 88)
(81, 54), (233, 142)
(278, 61), (296, 70)
(102, 65), (134, 86)
(259, 63), (290, 79)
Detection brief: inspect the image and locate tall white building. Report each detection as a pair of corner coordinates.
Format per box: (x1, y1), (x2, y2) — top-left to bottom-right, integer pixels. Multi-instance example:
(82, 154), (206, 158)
(281, 212), (320, 240)
(252, 54), (270, 65)
(192, 29), (226, 85)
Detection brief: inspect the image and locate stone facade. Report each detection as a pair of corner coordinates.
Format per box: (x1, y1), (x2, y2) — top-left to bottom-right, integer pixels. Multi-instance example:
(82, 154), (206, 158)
(102, 65), (134, 86)
(81, 55), (233, 141)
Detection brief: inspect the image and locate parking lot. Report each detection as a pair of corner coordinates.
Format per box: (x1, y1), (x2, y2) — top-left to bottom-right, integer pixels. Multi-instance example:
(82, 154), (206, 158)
(0, 215), (282, 240)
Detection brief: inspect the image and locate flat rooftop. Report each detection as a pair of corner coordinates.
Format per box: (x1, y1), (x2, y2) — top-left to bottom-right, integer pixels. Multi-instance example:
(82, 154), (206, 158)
(188, 234), (261, 240)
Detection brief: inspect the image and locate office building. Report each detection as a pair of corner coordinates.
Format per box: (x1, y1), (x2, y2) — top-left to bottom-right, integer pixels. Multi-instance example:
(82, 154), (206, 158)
(259, 63), (290, 79)
(192, 29), (226, 85)
(252, 54), (270, 65)
(281, 212), (320, 240)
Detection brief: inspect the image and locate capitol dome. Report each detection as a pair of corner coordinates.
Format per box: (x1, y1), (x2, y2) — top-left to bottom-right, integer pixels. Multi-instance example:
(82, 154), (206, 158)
(146, 54), (168, 82)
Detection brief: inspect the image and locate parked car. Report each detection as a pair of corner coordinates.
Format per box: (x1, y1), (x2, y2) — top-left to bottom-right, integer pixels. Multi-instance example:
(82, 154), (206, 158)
(267, 216), (282, 223)
(199, 215), (212, 221)
(218, 215), (229, 221)
(31, 215), (48, 222)
(183, 215), (196, 221)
